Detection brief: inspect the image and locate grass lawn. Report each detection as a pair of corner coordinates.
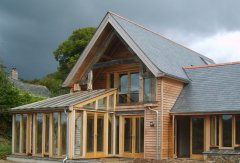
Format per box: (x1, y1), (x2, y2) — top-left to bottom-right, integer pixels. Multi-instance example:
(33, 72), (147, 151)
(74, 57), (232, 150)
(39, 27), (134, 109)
(0, 137), (11, 160)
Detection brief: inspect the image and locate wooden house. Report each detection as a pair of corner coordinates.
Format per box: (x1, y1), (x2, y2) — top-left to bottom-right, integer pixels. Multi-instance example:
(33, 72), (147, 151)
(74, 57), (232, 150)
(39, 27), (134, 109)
(10, 12), (240, 162)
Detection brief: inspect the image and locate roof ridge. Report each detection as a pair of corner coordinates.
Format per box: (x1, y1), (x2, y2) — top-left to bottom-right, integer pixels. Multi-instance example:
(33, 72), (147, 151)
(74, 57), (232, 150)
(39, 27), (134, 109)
(108, 11), (213, 61)
(184, 61), (240, 69)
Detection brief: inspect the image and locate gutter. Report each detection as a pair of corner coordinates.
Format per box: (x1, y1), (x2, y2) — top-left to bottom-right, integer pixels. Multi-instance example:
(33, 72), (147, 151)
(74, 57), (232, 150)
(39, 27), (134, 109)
(62, 108), (69, 163)
(147, 107), (159, 160)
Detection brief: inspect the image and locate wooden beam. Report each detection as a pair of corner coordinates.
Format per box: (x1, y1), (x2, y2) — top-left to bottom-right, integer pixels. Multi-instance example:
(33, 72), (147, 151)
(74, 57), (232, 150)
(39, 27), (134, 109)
(93, 58), (138, 69)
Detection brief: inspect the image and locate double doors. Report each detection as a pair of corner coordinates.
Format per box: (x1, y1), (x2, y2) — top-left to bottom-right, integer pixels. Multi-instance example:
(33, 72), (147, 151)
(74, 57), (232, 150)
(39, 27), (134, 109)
(122, 116), (144, 157)
(86, 112), (105, 157)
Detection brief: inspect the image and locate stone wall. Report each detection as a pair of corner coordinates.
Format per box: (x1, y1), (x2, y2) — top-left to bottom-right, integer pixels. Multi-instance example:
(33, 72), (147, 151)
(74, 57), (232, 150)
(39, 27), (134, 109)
(205, 154), (240, 163)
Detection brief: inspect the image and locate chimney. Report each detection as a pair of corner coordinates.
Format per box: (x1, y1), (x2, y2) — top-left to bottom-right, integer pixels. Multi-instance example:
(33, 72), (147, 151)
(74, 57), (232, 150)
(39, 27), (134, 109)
(11, 68), (18, 80)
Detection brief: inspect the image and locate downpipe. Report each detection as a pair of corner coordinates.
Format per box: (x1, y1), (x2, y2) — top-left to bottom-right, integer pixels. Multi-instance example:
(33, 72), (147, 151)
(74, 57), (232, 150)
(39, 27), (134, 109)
(62, 109), (69, 163)
(147, 107), (159, 160)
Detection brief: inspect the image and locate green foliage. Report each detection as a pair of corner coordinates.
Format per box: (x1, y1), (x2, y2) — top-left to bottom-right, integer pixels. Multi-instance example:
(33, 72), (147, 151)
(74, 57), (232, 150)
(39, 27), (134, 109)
(54, 27), (96, 78)
(0, 134), (11, 160)
(0, 66), (45, 138)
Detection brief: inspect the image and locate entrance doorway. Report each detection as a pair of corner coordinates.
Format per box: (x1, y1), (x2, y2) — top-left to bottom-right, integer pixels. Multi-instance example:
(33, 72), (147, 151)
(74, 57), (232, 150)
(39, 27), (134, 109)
(176, 117), (190, 158)
(122, 116), (144, 157)
(86, 112), (105, 157)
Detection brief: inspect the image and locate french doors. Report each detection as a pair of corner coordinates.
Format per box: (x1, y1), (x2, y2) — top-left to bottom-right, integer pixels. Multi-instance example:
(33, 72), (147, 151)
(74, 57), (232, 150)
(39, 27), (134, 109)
(86, 112), (105, 157)
(122, 116), (144, 158)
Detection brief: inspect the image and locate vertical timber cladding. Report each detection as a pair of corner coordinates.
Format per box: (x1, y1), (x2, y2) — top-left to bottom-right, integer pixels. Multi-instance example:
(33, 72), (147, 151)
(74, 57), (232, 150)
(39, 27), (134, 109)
(161, 78), (183, 159)
(144, 78), (183, 160)
(144, 79), (161, 159)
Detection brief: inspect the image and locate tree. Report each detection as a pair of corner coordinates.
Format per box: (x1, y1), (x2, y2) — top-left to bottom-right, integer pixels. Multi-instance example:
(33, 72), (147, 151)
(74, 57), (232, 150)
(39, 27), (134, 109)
(0, 66), (45, 137)
(54, 27), (96, 78)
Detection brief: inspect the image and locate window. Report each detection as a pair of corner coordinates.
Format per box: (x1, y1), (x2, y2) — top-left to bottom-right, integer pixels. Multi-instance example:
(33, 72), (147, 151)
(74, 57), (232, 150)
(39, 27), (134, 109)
(14, 114), (21, 153)
(98, 97), (107, 110)
(108, 114), (114, 154)
(52, 113), (58, 156)
(115, 116), (119, 154)
(119, 72), (139, 104)
(130, 73), (139, 102)
(36, 113), (43, 154)
(109, 95), (114, 110)
(222, 115), (232, 147)
(22, 114), (27, 153)
(61, 112), (67, 155)
(143, 77), (156, 102)
(235, 115), (240, 145)
(75, 111), (83, 157)
(119, 73), (128, 103)
(83, 101), (96, 109)
(44, 114), (50, 154)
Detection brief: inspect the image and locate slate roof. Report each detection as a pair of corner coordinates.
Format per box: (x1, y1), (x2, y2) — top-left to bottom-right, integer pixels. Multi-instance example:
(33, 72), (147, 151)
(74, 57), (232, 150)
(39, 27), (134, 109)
(11, 89), (115, 112)
(63, 12), (215, 87)
(110, 12), (215, 81)
(171, 62), (240, 113)
(9, 78), (50, 97)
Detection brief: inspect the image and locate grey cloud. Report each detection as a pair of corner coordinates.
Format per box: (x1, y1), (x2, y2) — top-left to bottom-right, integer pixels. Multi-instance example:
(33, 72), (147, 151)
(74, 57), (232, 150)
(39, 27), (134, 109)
(0, 0), (240, 79)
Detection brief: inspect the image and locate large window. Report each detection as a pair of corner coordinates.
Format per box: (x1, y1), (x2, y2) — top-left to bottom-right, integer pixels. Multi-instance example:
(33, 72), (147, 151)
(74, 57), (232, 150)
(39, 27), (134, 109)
(222, 115), (232, 147)
(143, 77), (156, 102)
(119, 72), (139, 104)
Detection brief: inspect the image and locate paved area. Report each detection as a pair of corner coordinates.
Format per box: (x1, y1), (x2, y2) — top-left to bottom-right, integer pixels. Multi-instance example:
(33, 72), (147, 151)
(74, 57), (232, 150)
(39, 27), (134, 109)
(0, 160), (17, 163)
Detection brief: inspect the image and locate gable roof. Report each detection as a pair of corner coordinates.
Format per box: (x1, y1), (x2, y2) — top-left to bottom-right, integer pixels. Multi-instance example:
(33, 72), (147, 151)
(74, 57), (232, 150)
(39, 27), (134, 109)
(63, 11), (214, 87)
(171, 62), (240, 114)
(9, 77), (50, 97)
(11, 89), (116, 112)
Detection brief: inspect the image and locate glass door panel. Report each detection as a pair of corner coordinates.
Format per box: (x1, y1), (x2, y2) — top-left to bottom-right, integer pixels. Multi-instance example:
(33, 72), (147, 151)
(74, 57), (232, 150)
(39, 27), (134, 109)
(135, 117), (144, 153)
(222, 115), (232, 147)
(124, 118), (132, 152)
(87, 114), (94, 153)
(192, 118), (204, 155)
(45, 114), (50, 154)
(97, 115), (104, 152)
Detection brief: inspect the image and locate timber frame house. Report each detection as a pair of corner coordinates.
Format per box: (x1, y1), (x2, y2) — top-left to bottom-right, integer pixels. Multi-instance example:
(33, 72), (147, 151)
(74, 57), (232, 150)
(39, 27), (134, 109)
(10, 11), (240, 162)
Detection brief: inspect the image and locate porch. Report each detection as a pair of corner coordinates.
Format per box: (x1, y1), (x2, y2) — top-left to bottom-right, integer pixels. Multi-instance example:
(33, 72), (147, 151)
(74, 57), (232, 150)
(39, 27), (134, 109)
(10, 89), (146, 160)
(172, 114), (240, 160)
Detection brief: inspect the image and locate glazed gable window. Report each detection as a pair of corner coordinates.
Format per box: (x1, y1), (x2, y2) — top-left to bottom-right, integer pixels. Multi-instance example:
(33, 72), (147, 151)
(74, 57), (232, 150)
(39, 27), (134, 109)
(118, 72), (139, 104)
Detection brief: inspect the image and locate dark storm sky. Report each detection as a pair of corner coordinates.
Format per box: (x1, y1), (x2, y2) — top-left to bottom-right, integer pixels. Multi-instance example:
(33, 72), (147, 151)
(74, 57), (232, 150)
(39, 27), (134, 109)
(1, 0), (240, 79)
